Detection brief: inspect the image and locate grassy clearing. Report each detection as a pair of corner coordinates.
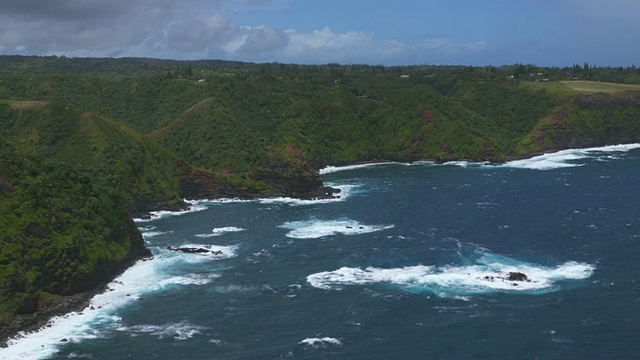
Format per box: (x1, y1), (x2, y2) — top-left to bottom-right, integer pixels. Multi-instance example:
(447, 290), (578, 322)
(520, 81), (580, 96)
(560, 81), (640, 93)
(0, 99), (49, 109)
(522, 80), (640, 95)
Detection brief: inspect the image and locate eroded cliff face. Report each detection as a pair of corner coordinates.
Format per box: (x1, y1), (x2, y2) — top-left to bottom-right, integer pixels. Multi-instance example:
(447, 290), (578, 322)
(518, 93), (640, 154)
(0, 136), (151, 340)
(252, 144), (337, 199)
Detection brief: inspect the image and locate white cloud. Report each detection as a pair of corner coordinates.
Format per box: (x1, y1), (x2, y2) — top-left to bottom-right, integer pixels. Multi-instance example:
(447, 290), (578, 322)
(239, 26), (289, 54)
(0, 0), (489, 65)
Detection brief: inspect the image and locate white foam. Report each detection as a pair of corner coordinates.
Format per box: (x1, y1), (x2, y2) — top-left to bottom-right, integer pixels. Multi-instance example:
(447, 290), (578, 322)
(307, 257), (595, 296)
(194, 233), (219, 238)
(141, 231), (173, 238)
(212, 226), (245, 234)
(320, 144), (640, 174)
(319, 162), (400, 174)
(157, 273), (220, 287)
(184, 184), (357, 208)
(299, 337), (342, 347)
(184, 198), (251, 206)
(443, 160), (469, 167)
(279, 219), (394, 239)
(133, 200), (207, 223)
(1, 259), (158, 359)
(168, 244), (238, 261)
(115, 321), (206, 341)
(257, 184), (357, 206)
(0, 248), (230, 359)
(504, 143), (640, 170)
(195, 227), (245, 238)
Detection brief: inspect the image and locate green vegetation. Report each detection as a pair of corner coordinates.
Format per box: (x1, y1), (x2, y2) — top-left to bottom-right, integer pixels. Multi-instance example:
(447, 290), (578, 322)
(2, 55), (640, 337)
(0, 135), (149, 326)
(2, 102), (187, 213)
(559, 81), (640, 93)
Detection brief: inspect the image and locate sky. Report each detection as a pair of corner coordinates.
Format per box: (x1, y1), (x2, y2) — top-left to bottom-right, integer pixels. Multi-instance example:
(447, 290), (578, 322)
(0, 0), (639, 67)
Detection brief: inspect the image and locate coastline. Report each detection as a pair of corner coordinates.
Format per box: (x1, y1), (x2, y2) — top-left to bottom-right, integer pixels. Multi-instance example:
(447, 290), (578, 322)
(0, 185), (340, 347)
(1, 288), (103, 347)
(3, 142), (640, 350)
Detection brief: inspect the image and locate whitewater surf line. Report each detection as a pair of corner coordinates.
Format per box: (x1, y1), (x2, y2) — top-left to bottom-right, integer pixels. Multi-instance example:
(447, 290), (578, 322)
(0, 244), (237, 359)
(307, 252), (595, 297)
(279, 219), (395, 239)
(318, 143), (640, 174)
(195, 226), (246, 238)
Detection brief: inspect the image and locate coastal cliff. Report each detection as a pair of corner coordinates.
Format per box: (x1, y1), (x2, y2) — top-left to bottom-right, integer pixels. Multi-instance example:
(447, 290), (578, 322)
(0, 136), (150, 341)
(2, 57), (640, 342)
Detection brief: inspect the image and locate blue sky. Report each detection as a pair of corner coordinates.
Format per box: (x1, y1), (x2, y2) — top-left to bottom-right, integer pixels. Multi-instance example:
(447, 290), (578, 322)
(0, 0), (638, 66)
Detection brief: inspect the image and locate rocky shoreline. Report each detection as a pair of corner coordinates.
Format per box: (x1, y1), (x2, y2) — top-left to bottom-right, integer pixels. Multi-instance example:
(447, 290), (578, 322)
(1, 289), (101, 347)
(1, 140), (632, 347)
(0, 184), (337, 347)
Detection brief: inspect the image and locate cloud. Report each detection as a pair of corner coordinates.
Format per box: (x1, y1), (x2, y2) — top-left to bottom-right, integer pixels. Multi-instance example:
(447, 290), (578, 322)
(164, 12), (240, 54)
(0, 0), (489, 65)
(239, 26), (288, 54)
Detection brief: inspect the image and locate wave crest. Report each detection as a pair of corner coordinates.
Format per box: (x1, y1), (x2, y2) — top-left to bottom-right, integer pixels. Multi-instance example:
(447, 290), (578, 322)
(307, 253), (595, 296)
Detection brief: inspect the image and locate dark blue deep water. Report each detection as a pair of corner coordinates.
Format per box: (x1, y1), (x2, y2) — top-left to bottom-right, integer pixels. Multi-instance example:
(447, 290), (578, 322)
(3, 145), (640, 359)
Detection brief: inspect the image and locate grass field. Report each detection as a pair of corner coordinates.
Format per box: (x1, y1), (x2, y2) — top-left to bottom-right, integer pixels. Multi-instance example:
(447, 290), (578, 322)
(0, 99), (48, 109)
(561, 80), (640, 93)
(522, 80), (640, 95)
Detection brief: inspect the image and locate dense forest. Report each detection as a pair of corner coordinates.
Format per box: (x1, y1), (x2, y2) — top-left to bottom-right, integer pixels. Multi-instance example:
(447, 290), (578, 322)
(2, 55), (640, 340)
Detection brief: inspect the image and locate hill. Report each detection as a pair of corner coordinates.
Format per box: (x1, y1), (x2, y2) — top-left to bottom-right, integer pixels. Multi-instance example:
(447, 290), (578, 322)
(0, 135), (150, 338)
(0, 102), (327, 218)
(2, 56), (640, 341)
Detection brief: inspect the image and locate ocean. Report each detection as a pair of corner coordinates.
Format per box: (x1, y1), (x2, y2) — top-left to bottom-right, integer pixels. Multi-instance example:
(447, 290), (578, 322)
(2, 144), (640, 359)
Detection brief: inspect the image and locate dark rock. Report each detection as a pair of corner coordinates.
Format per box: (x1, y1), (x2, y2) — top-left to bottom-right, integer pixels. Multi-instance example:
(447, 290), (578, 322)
(252, 144), (336, 199)
(15, 293), (40, 315)
(506, 272), (529, 282)
(166, 246), (223, 256)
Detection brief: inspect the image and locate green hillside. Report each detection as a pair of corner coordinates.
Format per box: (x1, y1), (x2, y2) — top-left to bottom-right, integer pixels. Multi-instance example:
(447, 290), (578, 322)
(2, 56), (640, 340)
(0, 135), (149, 334)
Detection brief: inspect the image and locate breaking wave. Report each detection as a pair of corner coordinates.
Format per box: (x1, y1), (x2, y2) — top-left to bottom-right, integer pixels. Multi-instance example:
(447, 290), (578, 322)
(501, 143), (640, 170)
(133, 200), (208, 223)
(195, 226), (245, 238)
(115, 321), (206, 341)
(257, 184), (357, 206)
(307, 250), (595, 297)
(320, 162), (404, 174)
(318, 143), (640, 174)
(299, 337), (342, 347)
(279, 219), (394, 239)
(0, 244), (234, 359)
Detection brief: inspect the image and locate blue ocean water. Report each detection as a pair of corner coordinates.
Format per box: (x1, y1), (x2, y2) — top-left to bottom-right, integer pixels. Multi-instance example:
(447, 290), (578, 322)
(3, 145), (640, 359)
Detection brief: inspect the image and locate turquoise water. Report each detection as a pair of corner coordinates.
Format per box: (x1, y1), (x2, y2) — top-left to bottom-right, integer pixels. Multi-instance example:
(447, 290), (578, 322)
(3, 144), (640, 359)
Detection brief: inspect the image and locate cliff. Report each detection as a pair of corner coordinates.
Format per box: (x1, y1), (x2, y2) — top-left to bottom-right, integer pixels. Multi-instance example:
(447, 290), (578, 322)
(0, 135), (150, 340)
(517, 93), (640, 154)
(2, 58), (640, 342)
